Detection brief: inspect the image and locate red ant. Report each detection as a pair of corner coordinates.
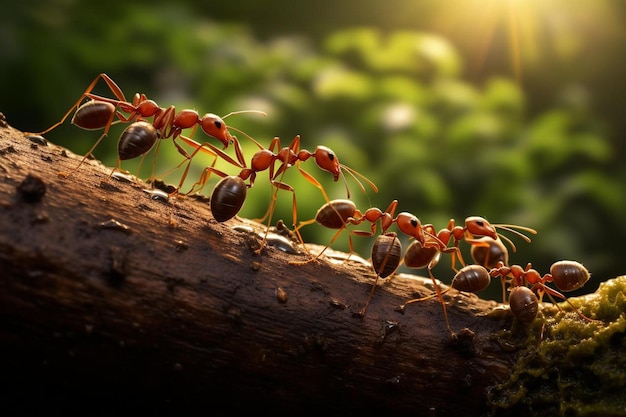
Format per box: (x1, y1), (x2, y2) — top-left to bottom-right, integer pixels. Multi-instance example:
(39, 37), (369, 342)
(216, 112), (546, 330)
(488, 260), (599, 324)
(429, 217), (537, 271)
(293, 199), (421, 262)
(350, 200), (445, 317)
(398, 217), (536, 336)
(178, 135), (378, 252)
(294, 199), (446, 316)
(26, 73), (264, 179)
(409, 263), (538, 328)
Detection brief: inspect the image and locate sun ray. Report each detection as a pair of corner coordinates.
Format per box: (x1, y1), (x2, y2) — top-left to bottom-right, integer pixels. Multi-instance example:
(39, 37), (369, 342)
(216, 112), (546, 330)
(419, 0), (621, 84)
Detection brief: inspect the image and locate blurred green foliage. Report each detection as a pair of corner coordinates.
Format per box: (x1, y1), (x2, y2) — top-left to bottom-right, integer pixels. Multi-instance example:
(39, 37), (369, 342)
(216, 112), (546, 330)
(2, 1), (625, 300)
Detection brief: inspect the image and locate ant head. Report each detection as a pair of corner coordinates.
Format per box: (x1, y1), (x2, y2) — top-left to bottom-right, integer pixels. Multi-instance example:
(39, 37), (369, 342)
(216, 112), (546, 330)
(313, 146), (341, 181)
(200, 113), (233, 146)
(464, 216), (497, 240)
(395, 212), (425, 243)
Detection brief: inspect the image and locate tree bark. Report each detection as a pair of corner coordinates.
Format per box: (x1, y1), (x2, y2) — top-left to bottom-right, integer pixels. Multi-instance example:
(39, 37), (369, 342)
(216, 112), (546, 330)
(0, 119), (620, 416)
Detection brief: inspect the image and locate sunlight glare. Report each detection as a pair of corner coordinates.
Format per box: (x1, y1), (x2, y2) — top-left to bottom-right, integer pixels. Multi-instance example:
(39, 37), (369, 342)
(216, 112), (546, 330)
(425, 0), (620, 83)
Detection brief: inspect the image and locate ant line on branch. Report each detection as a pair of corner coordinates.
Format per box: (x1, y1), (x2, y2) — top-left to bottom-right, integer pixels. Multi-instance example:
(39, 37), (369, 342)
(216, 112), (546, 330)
(24, 73), (604, 338)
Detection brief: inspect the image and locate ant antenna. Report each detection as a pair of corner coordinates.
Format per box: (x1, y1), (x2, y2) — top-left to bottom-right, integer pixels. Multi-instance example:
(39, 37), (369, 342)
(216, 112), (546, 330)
(339, 164), (379, 199)
(493, 223), (537, 252)
(222, 109), (268, 119)
(221, 110), (267, 150)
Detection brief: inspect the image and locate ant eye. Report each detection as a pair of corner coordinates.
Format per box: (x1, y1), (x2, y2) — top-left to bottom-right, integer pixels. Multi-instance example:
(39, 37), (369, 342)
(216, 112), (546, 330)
(214, 120), (223, 129)
(410, 218), (418, 227)
(327, 152), (335, 161)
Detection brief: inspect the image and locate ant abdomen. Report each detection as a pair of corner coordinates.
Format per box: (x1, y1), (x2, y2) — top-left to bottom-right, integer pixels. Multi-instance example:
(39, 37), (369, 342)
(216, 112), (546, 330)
(509, 286), (539, 324)
(451, 265), (491, 293)
(470, 236), (509, 269)
(117, 121), (158, 161)
(314, 199), (357, 229)
(403, 240), (439, 269)
(550, 260), (590, 292)
(71, 100), (116, 130)
(371, 233), (402, 279)
(210, 176), (247, 222)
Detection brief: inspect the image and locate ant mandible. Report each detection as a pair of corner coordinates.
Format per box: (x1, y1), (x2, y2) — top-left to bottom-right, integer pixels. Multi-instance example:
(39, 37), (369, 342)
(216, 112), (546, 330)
(178, 135), (378, 253)
(26, 73), (265, 179)
(489, 260), (600, 324)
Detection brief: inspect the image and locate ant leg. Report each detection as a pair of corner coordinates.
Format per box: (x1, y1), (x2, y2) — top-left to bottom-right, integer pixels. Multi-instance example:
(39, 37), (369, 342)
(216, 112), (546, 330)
(427, 267), (453, 336)
(144, 122), (186, 184)
(358, 273), (382, 318)
(133, 139), (162, 183)
(251, 138), (285, 227)
(176, 165), (229, 198)
(290, 224), (354, 265)
(533, 285), (601, 323)
(254, 180), (297, 255)
(232, 135), (249, 168)
(95, 73), (128, 102)
(174, 136), (243, 194)
(399, 266), (454, 337)
(30, 73), (127, 136)
(399, 288), (450, 311)
(58, 128), (114, 178)
(358, 233), (401, 317)
(358, 271), (385, 318)
(448, 240), (468, 272)
(297, 165), (331, 203)
(437, 246), (463, 274)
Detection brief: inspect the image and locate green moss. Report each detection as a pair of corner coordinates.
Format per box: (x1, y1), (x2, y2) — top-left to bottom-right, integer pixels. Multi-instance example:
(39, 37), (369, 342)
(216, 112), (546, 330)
(487, 276), (626, 417)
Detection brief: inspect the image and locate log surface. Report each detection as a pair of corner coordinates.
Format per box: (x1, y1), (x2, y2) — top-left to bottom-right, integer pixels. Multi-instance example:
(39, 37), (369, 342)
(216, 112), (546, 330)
(0, 120), (539, 416)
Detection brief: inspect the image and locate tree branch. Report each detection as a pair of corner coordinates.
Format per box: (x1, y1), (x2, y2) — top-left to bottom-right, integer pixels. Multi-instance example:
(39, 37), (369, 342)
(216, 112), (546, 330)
(0, 119), (622, 416)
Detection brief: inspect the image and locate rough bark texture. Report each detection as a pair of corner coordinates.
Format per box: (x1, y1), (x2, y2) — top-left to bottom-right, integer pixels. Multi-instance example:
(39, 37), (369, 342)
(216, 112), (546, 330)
(0, 117), (616, 416)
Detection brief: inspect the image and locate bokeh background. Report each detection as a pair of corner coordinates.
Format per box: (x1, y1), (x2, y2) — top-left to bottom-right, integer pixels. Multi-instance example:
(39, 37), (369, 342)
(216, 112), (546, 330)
(3, 0), (626, 300)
